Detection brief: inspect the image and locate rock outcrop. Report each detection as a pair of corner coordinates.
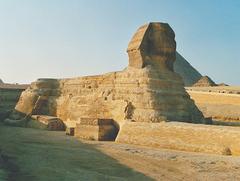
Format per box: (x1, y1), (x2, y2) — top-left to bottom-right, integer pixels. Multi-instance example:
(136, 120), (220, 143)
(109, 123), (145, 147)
(29, 115), (65, 130)
(0, 79), (3, 84)
(193, 76), (217, 87)
(8, 22), (204, 137)
(0, 87), (26, 120)
(4, 115), (65, 130)
(173, 52), (202, 86)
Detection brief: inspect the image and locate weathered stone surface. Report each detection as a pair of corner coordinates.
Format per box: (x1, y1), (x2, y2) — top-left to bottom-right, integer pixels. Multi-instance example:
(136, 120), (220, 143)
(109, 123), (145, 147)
(75, 118), (118, 141)
(9, 22), (204, 129)
(66, 127), (75, 136)
(9, 79), (59, 120)
(193, 76), (217, 87)
(127, 23), (176, 70)
(116, 121), (240, 155)
(28, 115), (65, 131)
(0, 88), (25, 120)
(4, 115), (65, 131)
(174, 52), (202, 86)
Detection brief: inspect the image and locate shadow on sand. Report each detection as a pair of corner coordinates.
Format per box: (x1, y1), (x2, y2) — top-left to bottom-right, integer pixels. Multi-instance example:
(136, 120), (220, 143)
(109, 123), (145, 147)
(0, 124), (152, 181)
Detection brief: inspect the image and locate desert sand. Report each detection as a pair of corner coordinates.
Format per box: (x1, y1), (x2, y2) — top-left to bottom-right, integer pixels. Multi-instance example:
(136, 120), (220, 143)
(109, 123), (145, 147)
(187, 86), (240, 123)
(1, 124), (240, 181)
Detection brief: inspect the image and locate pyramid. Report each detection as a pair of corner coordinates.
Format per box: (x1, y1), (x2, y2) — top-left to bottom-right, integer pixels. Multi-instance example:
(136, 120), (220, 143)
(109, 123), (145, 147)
(174, 52), (202, 86)
(218, 83), (229, 86)
(193, 76), (217, 87)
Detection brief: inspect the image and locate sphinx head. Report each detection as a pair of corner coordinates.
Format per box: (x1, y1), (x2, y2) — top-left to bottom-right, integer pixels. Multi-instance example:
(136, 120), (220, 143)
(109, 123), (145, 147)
(127, 22), (176, 71)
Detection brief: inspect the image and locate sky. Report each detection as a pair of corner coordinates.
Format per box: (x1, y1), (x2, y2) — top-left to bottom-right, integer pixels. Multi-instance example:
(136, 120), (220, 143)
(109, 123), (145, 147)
(0, 0), (239, 85)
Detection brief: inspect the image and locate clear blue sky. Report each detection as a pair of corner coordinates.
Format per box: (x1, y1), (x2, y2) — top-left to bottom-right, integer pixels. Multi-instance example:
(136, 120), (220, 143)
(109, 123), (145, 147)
(0, 0), (239, 85)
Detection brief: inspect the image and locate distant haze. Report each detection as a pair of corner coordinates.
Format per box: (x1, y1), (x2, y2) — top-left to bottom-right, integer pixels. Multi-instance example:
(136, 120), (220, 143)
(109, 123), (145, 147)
(0, 0), (239, 85)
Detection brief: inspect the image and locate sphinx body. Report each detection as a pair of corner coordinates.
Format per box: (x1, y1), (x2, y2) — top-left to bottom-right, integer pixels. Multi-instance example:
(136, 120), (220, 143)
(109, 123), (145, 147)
(9, 23), (204, 130)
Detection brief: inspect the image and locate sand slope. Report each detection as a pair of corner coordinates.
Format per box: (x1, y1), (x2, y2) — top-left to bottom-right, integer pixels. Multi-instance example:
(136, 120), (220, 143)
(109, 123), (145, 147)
(0, 125), (240, 181)
(187, 87), (240, 122)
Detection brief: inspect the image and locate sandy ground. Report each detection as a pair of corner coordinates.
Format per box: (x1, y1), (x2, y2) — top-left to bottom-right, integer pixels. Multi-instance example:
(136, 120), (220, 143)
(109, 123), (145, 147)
(186, 86), (240, 94)
(0, 125), (240, 181)
(186, 88), (240, 123)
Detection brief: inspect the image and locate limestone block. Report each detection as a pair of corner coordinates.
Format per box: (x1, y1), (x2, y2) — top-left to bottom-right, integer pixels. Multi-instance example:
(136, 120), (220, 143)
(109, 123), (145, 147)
(116, 122), (240, 155)
(28, 115), (65, 131)
(66, 127), (75, 136)
(75, 118), (118, 141)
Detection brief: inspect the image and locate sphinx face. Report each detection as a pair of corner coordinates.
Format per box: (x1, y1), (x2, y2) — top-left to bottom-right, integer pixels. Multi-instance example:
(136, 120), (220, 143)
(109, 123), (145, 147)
(146, 24), (176, 71)
(148, 30), (175, 54)
(127, 23), (176, 71)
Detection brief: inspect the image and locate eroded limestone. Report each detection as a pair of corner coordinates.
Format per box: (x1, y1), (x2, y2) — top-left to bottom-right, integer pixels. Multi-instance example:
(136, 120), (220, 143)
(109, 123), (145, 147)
(9, 23), (204, 130)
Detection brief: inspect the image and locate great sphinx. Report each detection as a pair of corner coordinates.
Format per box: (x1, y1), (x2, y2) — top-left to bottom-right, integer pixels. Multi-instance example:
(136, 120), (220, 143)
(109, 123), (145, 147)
(7, 22), (204, 134)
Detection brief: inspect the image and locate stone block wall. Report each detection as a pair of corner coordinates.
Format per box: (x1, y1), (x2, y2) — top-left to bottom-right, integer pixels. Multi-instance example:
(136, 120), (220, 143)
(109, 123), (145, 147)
(75, 118), (118, 141)
(116, 121), (240, 155)
(0, 88), (25, 120)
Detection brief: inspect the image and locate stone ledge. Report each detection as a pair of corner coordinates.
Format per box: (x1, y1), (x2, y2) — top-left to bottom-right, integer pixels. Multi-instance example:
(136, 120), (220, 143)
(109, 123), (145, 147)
(75, 118), (118, 141)
(116, 122), (240, 155)
(79, 118), (114, 126)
